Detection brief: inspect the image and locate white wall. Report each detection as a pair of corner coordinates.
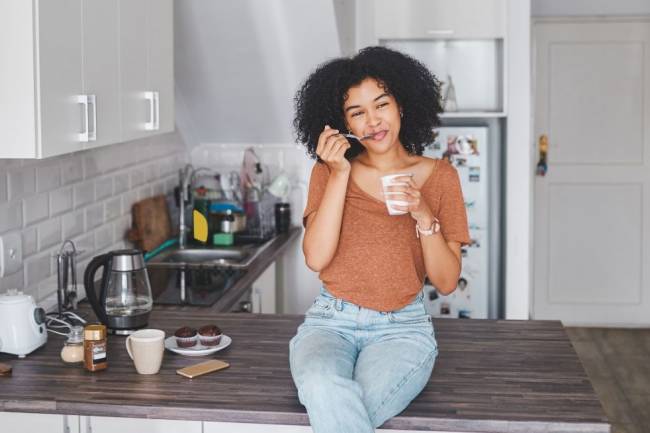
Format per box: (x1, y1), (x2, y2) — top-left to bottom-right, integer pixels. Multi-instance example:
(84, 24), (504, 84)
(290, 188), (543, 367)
(0, 133), (186, 307)
(532, 0), (650, 16)
(174, 0), (341, 146)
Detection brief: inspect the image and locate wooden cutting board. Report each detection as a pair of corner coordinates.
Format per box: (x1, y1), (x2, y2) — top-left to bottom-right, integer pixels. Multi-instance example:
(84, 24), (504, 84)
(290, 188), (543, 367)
(127, 195), (172, 252)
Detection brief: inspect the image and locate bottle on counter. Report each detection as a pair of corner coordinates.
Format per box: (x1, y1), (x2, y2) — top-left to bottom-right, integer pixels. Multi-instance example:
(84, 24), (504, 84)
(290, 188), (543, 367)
(60, 325), (84, 364)
(84, 324), (108, 372)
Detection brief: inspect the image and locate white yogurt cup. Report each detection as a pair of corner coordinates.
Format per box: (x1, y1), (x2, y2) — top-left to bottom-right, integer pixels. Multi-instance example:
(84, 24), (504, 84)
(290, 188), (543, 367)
(380, 173), (413, 216)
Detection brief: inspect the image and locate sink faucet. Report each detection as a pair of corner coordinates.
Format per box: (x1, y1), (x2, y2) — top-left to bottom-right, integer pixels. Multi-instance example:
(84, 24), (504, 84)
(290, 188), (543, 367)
(179, 164), (194, 249)
(178, 164), (221, 248)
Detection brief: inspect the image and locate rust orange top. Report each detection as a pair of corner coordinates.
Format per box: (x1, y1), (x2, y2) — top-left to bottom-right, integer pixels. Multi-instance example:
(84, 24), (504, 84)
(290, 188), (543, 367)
(303, 158), (471, 311)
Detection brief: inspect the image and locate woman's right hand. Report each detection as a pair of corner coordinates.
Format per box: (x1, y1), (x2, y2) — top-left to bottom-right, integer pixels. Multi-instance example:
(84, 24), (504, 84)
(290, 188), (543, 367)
(316, 125), (351, 173)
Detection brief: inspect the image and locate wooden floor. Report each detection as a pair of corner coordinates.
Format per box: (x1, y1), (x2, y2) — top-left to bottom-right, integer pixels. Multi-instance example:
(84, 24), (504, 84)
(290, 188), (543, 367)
(566, 328), (650, 433)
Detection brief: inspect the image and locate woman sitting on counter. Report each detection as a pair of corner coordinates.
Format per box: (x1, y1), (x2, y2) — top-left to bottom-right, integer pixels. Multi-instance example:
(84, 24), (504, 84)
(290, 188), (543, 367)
(290, 46), (470, 433)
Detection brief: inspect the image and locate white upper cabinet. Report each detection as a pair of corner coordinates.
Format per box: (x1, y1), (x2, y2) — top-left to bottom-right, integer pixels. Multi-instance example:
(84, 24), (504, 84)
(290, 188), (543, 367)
(83, 0), (122, 149)
(120, 0), (174, 141)
(375, 0), (506, 40)
(0, 0), (173, 159)
(148, 0), (175, 134)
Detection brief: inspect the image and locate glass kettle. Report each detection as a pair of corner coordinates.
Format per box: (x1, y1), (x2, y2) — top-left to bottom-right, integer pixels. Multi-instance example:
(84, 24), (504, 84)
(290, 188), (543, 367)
(83, 249), (153, 335)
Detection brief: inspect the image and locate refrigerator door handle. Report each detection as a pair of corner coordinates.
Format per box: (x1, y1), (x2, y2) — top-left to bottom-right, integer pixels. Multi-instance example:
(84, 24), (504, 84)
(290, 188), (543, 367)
(536, 134), (548, 177)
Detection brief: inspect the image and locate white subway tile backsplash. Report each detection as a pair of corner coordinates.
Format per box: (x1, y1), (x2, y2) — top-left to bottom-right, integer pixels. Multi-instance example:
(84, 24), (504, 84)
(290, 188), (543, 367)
(22, 226), (37, 257)
(0, 202), (22, 233)
(86, 203), (104, 229)
(61, 155), (83, 185)
(0, 131), (185, 303)
(50, 186), (73, 216)
(37, 217), (62, 250)
(62, 210), (85, 239)
(152, 181), (164, 196)
(74, 181), (95, 208)
(95, 225), (113, 250)
(95, 176), (113, 200)
(7, 166), (35, 201)
(130, 168), (145, 187)
(0, 267), (24, 291)
(113, 173), (129, 194)
(113, 215), (131, 243)
(24, 252), (52, 287)
(137, 185), (152, 201)
(72, 232), (95, 260)
(36, 162), (61, 192)
(23, 192), (49, 225)
(104, 197), (122, 221)
(83, 153), (100, 179)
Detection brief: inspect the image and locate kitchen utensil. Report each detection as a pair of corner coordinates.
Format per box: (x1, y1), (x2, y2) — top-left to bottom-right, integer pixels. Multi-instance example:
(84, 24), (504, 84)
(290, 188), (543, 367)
(176, 359), (230, 378)
(0, 289), (47, 357)
(342, 133), (372, 141)
(127, 195), (172, 252)
(55, 240), (80, 318)
(83, 250), (153, 335)
(164, 334), (232, 357)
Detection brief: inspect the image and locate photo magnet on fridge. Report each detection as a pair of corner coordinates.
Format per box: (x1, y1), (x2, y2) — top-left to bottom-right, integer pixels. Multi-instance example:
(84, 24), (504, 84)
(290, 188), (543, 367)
(469, 166), (480, 182)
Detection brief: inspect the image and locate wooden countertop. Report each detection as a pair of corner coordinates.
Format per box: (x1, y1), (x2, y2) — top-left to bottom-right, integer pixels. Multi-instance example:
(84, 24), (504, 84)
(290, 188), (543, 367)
(0, 307), (610, 432)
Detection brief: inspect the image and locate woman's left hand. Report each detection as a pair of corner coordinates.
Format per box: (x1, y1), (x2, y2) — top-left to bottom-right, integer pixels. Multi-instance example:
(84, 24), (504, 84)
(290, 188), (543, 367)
(384, 175), (434, 227)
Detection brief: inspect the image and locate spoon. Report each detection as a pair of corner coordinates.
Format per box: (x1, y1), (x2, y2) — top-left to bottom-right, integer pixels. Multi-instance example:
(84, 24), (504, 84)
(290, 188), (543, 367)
(342, 133), (373, 141)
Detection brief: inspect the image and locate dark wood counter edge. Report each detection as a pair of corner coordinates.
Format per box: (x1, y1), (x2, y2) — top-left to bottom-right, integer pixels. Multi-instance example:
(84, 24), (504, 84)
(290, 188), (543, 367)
(209, 227), (301, 312)
(0, 401), (610, 433)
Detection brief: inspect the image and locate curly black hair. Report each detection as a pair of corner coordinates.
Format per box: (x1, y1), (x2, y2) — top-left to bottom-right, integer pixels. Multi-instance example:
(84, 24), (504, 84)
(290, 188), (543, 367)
(293, 46), (443, 160)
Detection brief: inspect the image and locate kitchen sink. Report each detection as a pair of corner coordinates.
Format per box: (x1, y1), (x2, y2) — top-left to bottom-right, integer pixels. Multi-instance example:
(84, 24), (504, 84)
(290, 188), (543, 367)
(146, 238), (274, 270)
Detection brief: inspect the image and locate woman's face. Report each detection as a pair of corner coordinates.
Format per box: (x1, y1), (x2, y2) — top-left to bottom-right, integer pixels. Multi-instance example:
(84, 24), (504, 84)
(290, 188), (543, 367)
(343, 78), (402, 155)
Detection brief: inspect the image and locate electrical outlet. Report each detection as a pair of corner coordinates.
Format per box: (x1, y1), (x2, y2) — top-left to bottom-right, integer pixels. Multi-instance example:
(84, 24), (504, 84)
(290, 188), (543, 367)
(0, 232), (22, 277)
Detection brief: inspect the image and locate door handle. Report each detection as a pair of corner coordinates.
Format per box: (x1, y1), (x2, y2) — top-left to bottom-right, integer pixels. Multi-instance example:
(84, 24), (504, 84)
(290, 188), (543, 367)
(536, 134), (548, 177)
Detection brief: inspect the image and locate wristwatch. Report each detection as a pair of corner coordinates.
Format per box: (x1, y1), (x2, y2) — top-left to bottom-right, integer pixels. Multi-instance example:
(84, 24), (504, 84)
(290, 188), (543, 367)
(416, 218), (441, 238)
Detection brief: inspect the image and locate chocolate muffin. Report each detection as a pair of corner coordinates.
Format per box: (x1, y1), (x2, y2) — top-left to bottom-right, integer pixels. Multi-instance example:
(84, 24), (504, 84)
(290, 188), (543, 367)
(198, 324), (222, 346)
(174, 326), (198, 348)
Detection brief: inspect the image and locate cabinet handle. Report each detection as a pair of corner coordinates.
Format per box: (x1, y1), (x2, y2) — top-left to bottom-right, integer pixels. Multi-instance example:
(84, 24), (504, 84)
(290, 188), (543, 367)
(154, 91), (160, 130)
(88, 94), (97, 141)
(145, 91), (160, 131)
(76, 94), (90, 142)
(145, 91), (155, 130)
(426, 29), (454, 36)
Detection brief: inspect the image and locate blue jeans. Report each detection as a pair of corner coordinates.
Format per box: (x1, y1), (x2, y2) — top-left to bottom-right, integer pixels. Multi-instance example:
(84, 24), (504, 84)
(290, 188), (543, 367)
(289, 287), (438, 433)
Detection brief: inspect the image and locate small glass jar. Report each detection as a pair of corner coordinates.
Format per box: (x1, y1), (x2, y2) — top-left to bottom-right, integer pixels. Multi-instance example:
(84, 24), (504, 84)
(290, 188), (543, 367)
(84, 324), (108, 372)
(60, 325), (84, 363)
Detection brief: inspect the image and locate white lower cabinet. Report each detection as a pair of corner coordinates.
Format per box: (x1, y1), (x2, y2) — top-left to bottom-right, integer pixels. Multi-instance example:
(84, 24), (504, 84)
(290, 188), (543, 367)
(0, 412), (80, 433)
(81, 416), (201, 433)
(204, 422), (313, 433)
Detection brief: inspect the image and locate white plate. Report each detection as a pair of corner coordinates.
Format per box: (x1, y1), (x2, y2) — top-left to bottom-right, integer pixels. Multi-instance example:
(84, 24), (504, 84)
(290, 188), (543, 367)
(164, 335), (232, 357)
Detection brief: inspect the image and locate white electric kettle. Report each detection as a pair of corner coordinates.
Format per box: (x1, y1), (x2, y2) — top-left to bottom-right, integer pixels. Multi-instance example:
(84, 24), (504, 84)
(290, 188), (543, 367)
(0, 289), (48, 358)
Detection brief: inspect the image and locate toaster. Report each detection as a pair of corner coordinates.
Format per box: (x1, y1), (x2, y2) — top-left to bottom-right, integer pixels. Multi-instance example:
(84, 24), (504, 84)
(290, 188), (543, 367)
(0, 289), (48, 357)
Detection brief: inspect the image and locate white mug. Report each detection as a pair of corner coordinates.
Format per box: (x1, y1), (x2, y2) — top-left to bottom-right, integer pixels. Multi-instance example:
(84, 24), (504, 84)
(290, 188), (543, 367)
(125, 329), (165, 375)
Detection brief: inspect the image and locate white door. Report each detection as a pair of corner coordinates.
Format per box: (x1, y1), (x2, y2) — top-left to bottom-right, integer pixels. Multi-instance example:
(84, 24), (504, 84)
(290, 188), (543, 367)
(82, 416), (201, 433)
(37, 0), (84, 158)
(533, 19), (650, 326)
(82, 0), (121, 148)
(147, 0), (174, 134)
(119, 0), (149, 141)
